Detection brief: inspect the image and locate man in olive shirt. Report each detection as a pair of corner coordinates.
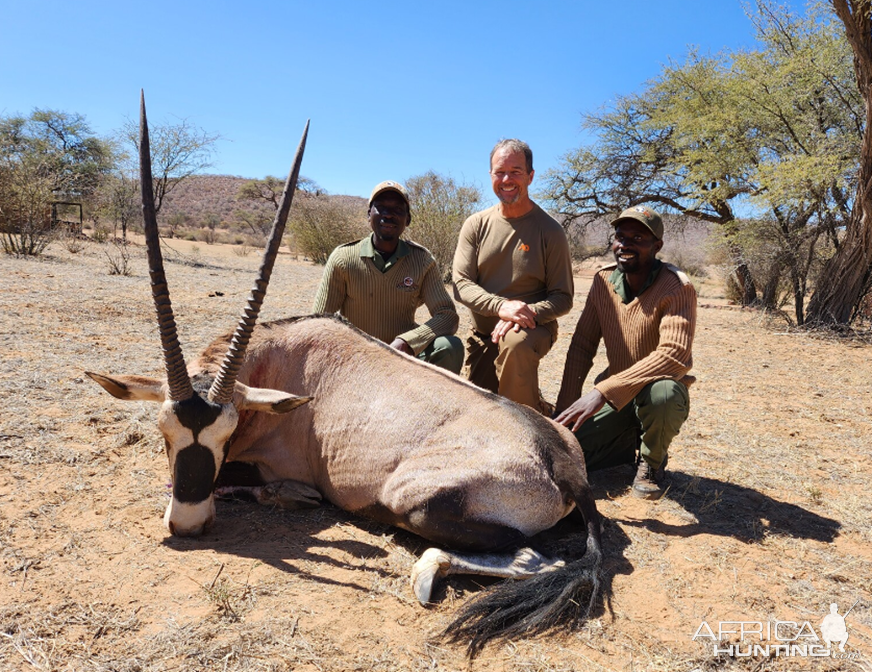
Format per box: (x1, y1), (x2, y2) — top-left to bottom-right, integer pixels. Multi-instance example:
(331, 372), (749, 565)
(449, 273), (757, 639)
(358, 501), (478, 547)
(313, 181), (464, 374)
(452, 140), (573, 410)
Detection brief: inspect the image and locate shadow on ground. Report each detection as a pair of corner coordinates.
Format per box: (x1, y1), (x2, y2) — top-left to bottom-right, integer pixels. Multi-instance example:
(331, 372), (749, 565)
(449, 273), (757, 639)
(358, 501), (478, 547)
(590, 465), (841, 544)
(161, 500), (401, 593)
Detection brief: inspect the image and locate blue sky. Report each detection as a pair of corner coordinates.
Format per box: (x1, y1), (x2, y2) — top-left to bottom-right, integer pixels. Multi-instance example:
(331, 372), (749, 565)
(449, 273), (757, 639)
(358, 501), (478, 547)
(2, 0), (811, 203)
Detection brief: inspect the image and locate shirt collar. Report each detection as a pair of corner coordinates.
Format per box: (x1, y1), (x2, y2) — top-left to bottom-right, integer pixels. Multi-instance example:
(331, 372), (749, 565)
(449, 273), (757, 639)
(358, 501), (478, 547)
(360, 235), (410, 271)
(608, 259), (663, 304)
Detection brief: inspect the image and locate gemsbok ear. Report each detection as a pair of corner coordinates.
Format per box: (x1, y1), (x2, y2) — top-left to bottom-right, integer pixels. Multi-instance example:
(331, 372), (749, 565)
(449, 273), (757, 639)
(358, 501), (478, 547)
(86, 372), (166, 402)
(235, 383), (313, 414)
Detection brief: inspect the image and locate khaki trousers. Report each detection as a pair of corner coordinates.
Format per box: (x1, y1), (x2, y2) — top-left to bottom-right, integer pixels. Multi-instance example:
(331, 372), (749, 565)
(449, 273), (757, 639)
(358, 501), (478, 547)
(464, 325), (554, 409)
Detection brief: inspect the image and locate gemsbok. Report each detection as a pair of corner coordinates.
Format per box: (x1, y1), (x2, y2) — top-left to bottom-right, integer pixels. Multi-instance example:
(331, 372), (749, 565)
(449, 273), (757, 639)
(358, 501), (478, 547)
(87, 93), (603, 656)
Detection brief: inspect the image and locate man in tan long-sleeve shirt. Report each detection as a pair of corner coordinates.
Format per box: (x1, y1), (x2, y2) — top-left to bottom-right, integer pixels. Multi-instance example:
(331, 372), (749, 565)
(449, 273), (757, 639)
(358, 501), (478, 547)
(313, 181), (464, 373)
(452, 139), (573, 410)
(555, 206), (696, 499)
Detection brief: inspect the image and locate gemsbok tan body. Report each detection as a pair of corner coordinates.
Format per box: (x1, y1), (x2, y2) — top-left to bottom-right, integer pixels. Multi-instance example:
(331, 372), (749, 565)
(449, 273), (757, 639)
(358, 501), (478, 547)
(88, 94), (603, 657)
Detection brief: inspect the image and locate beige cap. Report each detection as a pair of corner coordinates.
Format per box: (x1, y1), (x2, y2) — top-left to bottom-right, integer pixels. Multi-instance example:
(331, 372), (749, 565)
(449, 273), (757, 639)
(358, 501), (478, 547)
(611, 205), (664, 240)
(368, 180), (410, 210)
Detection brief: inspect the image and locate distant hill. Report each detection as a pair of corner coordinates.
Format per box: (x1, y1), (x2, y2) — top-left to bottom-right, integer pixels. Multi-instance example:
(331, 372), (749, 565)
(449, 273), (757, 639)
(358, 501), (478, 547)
(159, 175), (263, 225)
(158, 174), (367, 229)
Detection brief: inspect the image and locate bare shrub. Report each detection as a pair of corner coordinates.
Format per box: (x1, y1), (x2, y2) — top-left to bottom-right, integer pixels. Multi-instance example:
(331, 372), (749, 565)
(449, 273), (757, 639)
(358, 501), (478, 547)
(563, 220), (610, 262)
(200, 227), (218, 244)
(90, 224), (110, 243)
(201, 212), (221, 244)
(60, 231), (86, 254)
(104, 239), (131, 276)
(661, 239), (709, 279)
(0, 225), (53, 256)
(405, 172), (482, 281)
(288, 195), (367, 264)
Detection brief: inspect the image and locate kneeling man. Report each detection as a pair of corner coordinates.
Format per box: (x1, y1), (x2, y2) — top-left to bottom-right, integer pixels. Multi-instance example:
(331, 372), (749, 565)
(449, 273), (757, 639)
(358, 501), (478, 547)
(313, 180), (464, 373)
(555, 206), (696, 499)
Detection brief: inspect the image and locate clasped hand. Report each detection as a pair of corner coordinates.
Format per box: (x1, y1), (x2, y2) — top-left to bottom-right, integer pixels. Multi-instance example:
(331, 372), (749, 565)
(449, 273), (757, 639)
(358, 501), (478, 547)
(491, 300), (537, 343)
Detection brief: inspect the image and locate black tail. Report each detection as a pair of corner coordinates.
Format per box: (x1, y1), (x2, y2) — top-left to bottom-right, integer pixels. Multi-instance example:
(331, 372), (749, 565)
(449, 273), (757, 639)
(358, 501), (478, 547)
(442, 504), (603, 658)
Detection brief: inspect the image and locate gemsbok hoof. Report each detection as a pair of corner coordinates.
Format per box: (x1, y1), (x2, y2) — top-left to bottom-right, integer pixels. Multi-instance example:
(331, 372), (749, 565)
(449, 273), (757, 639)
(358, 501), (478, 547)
(411, 548), (451, 605)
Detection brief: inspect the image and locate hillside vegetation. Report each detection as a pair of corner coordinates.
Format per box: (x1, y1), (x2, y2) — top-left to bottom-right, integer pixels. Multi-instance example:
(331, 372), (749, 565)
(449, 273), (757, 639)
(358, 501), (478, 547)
(112, 174), (369, 252)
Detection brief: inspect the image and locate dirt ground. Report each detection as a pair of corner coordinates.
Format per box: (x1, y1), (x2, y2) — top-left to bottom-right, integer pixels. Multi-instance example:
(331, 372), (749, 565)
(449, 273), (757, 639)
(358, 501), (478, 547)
(1, 237), (871, 672)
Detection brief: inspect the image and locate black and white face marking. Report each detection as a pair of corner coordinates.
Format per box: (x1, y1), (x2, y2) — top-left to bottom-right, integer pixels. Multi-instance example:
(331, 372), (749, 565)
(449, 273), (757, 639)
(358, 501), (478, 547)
(158, 394), (239, 537)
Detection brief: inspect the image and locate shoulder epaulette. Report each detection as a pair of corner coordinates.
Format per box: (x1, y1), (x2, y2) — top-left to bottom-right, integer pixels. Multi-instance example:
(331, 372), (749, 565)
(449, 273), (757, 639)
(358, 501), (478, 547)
(663, 262), (692, 286)
(405, 239), (435, 256)
(600, 262), (618, 271)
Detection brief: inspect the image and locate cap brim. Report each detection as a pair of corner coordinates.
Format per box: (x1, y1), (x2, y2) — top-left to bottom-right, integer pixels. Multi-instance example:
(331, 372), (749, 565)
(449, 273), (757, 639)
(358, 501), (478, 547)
(610, 214), (661, 239)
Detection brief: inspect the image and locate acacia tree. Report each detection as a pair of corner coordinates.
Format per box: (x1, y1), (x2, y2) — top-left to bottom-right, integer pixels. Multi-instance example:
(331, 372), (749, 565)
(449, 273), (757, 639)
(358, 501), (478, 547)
(96, 171), (139, 241)
(0, 109), (113, 254)
(542, 67), (762, 304)
(121, 116), (219, 215)
(236, 175), (322, 236)
(404, 171), (482, 281)
(806, 0), (872, 325)
(543, 2), (861, 322)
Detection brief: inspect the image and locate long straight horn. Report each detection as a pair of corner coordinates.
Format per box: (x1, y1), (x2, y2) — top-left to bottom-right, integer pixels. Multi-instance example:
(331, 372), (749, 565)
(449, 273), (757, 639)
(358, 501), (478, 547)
(208, 121), (310, 404)
(140, 90), (194, 401)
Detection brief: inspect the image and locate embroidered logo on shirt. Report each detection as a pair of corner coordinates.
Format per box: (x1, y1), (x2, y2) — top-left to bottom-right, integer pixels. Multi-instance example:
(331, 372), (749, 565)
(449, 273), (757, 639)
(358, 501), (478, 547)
(518, 242), (530, 252)
(397, 276), (418, 291)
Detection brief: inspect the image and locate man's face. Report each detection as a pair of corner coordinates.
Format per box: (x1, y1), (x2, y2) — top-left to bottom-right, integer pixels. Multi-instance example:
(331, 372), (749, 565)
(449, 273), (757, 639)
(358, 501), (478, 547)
(368, 192), (410, 246)
(490, 149), (534, 205)
(612, 220), (663, 275)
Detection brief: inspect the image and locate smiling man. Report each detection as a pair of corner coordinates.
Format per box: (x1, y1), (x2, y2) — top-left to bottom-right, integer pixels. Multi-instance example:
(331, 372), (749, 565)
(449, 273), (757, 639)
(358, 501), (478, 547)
(313, 180), (464, 373)
(554, 206), (696, 498)
(452, 139), (573, 411)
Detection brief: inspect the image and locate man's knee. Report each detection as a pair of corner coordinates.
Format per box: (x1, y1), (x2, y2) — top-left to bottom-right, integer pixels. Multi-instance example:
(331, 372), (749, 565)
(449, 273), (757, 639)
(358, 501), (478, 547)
(498, 326), (551, 361)
(636, 380), (690, 427)
(422, 335), (465, 374)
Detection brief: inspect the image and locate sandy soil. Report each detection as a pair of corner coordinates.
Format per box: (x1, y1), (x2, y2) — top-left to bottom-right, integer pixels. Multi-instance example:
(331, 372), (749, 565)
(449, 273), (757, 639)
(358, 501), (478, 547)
(1, 237), (871, 672)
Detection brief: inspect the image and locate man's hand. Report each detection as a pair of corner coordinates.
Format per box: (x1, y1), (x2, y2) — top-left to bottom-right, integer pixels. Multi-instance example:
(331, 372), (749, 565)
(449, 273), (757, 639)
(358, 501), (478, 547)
(554, 389), (607, 432)
(389, 338), (414, 355)
(498, 300), (537, 329)
(491, 319), (521, 343)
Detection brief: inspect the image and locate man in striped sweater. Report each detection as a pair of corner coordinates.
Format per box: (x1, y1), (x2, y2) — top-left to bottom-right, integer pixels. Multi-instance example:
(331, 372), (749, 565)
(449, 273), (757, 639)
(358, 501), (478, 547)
(555, 206), (696, 499)
(312, 181), (464, 374)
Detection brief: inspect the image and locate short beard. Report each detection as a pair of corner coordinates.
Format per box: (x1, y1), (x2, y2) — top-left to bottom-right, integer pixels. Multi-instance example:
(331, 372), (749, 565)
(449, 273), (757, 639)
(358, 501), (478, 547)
(375, 231), (397, 243)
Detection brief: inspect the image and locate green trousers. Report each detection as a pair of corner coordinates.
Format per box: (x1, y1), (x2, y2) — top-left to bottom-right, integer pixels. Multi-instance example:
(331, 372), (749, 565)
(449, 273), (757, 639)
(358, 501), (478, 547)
(418, 335), (465, 375)
(573, 379), (689, 471)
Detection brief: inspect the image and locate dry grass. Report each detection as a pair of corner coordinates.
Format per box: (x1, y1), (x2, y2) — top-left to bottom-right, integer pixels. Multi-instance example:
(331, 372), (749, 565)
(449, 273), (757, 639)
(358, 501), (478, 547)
(0, 239), (870, 671)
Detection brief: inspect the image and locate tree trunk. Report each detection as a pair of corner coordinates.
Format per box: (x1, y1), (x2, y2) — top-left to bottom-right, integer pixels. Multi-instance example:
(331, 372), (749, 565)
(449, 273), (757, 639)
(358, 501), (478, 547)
(761, 259), (784, 309)
(736, 262), (759, 305)
(791, 266), (806, 326)
(722, 218), (758, 306)
(807, 0), (872, 325)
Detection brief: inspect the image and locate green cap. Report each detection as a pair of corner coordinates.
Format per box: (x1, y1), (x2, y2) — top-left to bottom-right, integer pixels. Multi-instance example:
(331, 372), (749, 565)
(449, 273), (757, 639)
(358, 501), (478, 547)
(611, 205), (663, 240)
